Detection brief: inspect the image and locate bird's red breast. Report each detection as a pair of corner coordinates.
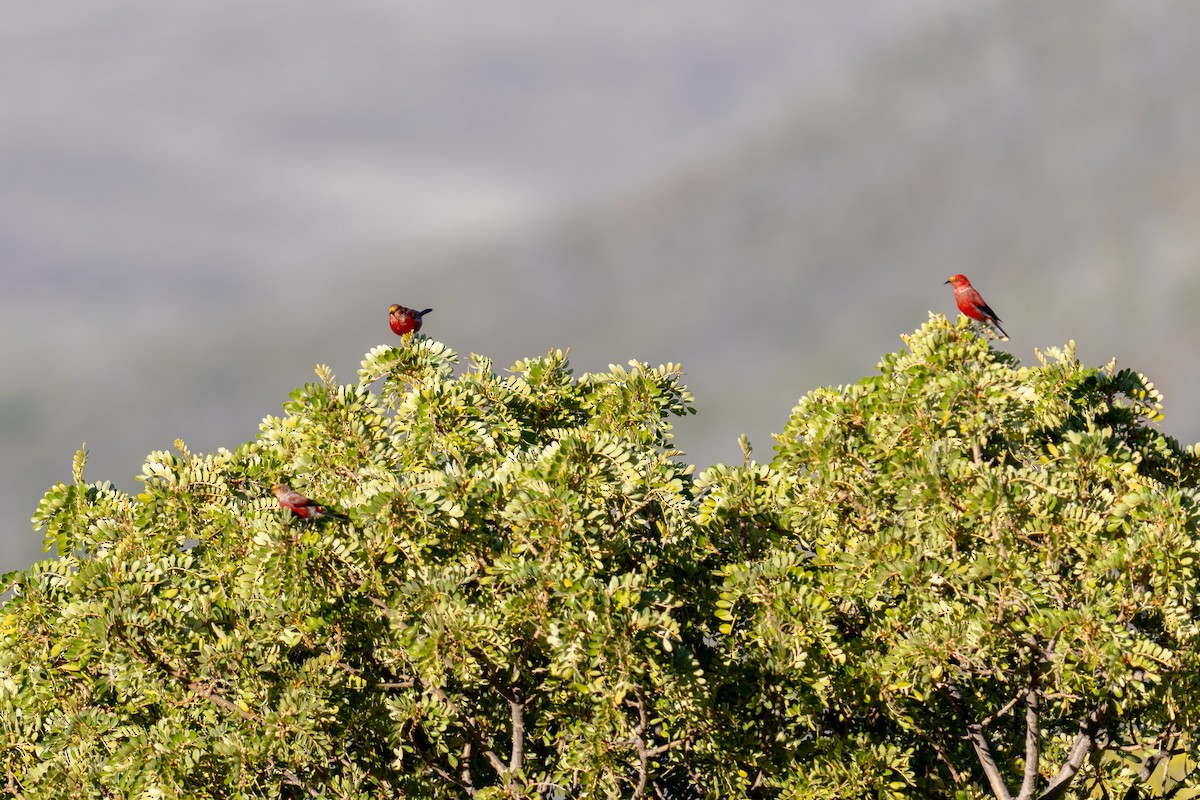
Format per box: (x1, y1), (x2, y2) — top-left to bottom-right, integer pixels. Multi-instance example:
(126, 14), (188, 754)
(956, 287), (989, 321)
(388, 304), (432, 336)
(273, 483), (329, 519)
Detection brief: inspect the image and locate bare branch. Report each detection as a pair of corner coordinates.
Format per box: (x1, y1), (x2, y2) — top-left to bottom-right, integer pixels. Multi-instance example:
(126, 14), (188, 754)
(1036, 702), (1108, 800)
(463, 645), (529, 784)
(183, 678), (260, 723)
(627, 691), (651, 799)
(424, 756), (471, 796)
(624, 687), (695, 796)
(611, 494), (656, 527)
(282, 770), (323, 798)
(1018, 678), (1041, 800)
(905, 716), (964, 785)
(461, 743), (475, 796)
(509, 688), (525, 775)
(405, 730), (475, 796)
(946, 681), (1013, 800)
(645, 736), (694, 759)
(966, 718), (1014, 800)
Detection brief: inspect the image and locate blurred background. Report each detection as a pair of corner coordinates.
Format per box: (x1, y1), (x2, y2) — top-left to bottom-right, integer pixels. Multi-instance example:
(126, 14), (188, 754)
(4, 0), (1200, 573)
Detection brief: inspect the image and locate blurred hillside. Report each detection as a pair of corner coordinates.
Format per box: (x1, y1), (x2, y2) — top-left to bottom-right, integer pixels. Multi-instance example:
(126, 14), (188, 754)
(4, 0), (1200, 573)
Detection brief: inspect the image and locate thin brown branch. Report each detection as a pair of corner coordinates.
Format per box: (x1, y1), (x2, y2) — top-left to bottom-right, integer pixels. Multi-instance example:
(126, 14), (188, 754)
(611, 494), (656, 527)
(624, 687), (696, 796)
(978, 687), (1025, 728)
(904, 716), (964, 785)
(183, 678), (260, 723)
(5, 752), (26, 799)
(645, 736), (694, 759)
(464, 645), (529, 785)
(424, 755), (471, 796)
(406, 730), (475, 796)
(282, 770), (322, 797)
(117, 622), (261, 724)
(880, 681), (967, 784)
(336, 658), (415, 691)
(421, 678), (508, 778)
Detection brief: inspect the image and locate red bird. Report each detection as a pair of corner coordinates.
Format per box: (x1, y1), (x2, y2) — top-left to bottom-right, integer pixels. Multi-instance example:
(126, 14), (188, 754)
(272, 483), (346, 520)
(944, 274), (1008, 338)
(388, 304), (432, 336)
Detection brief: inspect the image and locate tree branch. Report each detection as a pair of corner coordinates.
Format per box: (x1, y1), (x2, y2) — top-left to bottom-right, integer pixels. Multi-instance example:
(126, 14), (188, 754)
(183, 677), (260, 723)
(946, 681), (1013, 800)
(611, 494), (656, 527)
(281, 770), (322, 798)
(117, 622), (261, 724)
(1018, 679), (1041, 800)
(5, 752), (26, 799)
(423, 753), (473, 796)
(904, 715), (964, 785)
(628, 691), (651, 799)
(967, 718), (1014, 800)
(509, 688), (525, 775)
(978, 686), (1025, 728)
(421, 678), (509, 778)
(461, 743), (475, 796)
(405, 727), (476, 796)
(624, 687), (696, 797)
(464, 645), (529, 784)
(1036, 701), (1108, 800)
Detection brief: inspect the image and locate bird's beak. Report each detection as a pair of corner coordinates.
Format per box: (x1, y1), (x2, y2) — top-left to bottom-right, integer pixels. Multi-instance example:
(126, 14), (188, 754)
(943, 279), (951, 285)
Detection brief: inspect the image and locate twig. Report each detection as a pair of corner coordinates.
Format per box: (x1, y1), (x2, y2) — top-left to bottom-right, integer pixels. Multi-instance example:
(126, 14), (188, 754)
(5, 752), (26, 799)
(117, 621), (261, 724)
(421, 678), (508, 778)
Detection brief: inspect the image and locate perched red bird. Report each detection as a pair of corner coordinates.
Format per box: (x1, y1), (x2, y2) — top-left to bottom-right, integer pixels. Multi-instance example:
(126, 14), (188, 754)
(388, 304), (432, 336)
(944, 274), (1008, 338)
(272, 483), (346, 520)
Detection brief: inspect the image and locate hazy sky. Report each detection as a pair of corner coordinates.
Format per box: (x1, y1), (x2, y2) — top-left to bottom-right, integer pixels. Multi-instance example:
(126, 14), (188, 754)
(6, 1), (1200, 574)
(1, 2), (968, 569)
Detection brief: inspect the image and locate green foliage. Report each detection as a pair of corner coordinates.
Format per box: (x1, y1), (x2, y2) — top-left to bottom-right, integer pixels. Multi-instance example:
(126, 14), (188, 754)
(702, 316), (1200, 798)
(3, 316), (1200, 799)
(3, 340), (706, 798)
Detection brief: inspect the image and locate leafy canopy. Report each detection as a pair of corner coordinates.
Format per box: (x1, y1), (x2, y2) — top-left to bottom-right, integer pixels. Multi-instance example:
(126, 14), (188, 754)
(3, 316), (1200, 799)
(705, 317), (1200, 799)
